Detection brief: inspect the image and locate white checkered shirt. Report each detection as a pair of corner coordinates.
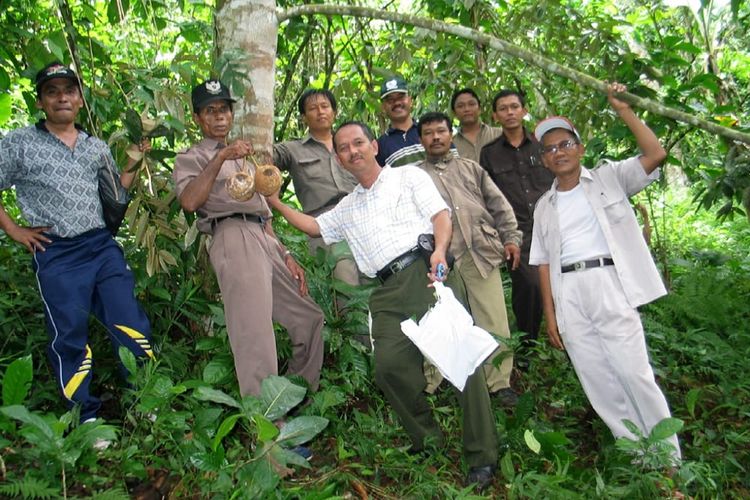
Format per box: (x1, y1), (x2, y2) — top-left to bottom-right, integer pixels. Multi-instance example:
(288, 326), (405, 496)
(317, 165), (449, 277)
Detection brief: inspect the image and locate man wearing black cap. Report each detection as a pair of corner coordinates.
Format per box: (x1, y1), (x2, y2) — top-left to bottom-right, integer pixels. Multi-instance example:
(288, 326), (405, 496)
(0, 61), (153, 426)
(529, 83), (680, 461)
(173, 79), (324, 399)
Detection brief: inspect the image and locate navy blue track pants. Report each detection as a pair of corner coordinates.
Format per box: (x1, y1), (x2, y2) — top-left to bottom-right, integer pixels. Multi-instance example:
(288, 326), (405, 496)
(32, 228), (153, 421)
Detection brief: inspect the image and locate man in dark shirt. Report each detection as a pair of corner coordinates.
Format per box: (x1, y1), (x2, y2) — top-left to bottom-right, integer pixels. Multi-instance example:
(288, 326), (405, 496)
(375, 75), (424, 167)
(479, 90), (554, 362)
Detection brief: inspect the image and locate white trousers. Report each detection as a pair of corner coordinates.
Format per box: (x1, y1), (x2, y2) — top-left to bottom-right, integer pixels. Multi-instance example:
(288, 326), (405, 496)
(560, 266), (681, 460)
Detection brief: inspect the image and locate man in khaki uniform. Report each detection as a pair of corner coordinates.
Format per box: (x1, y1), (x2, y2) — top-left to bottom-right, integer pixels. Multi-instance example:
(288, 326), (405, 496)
(172, 79), (324, 396)
(416, 112), (522, 405)
(273, 89), (360, 309)
(451, 88), (502, 163)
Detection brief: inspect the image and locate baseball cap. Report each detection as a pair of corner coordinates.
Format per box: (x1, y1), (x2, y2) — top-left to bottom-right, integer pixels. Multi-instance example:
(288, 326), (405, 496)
(192, 79), (237, 111)
(35, 62), (80, 93)
(380, 76), (409, 99)
(534, 116), (581, 142)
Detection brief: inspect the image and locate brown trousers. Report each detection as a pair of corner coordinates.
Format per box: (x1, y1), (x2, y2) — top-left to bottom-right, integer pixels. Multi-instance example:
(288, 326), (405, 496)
(209, 218), (324, 396)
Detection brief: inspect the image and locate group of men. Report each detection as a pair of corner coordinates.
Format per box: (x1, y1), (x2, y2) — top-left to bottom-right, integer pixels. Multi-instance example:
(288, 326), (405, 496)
(0, 62), (680, 491)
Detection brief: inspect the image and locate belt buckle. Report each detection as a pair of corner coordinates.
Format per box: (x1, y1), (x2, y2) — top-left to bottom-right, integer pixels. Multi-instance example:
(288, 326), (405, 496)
(574, 261), (585, 272)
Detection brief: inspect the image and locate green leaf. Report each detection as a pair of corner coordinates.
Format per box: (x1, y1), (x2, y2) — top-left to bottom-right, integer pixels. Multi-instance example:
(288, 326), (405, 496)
(118, 346), (138, 376)
(254, 414), (280, 442)
(212, 413), (241, 451)
(202, 359), (233, 384)
(276, 416), (328, 447)
(0, 93), (11, 127)
(648, 417), (683, 442)
(240, 459), (279, 497)
(0, 66), (9, 91)
(260, 376), (307, 421)
(499, 450), (515, 481)
(123, 107), (143, 143)
(2, 354), (33, 406)
(192, 387), (240, 408)
(685, 388), (701, 418)
(523, 429), (541, 454)
(0, 405), (56, 442)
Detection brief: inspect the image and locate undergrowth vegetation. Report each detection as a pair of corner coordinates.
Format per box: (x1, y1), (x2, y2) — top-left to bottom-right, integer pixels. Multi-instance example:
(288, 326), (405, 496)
(0, 188), (748, 499)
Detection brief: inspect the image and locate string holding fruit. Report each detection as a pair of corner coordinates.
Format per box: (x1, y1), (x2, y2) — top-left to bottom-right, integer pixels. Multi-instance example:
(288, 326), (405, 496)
(225, 157), (256, 201)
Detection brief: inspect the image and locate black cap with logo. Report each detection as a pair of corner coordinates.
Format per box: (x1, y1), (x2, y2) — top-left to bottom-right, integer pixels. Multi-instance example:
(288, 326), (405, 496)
(192, 79), (237, 112)
(35, 62), (80, 93)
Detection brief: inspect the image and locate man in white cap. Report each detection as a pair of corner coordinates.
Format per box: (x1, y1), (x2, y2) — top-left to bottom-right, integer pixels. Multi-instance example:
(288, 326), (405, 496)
(529, 83), (680, 461)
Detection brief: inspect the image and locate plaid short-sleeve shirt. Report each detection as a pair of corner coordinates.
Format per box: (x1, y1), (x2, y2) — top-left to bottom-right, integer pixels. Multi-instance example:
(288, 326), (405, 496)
(317, 165), (449, 277)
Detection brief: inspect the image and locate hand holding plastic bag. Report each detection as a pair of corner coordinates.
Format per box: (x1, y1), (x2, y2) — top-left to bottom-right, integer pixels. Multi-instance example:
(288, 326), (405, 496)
(400, 282), (499, 391)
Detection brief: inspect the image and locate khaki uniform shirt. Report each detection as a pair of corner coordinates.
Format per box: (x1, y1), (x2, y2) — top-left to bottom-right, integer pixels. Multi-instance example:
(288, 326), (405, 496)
(173, 137), (272, 234)
(454, 123), (503, 163)
(273, 134), (357, 215)
(416, 155), (522, 279)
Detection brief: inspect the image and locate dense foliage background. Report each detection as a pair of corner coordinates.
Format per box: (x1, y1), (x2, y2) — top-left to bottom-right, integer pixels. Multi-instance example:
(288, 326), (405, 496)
(1, 0), (749, 497)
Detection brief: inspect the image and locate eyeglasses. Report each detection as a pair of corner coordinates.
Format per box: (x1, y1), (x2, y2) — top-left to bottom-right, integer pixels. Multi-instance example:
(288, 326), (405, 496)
(541, 139), (579, 156)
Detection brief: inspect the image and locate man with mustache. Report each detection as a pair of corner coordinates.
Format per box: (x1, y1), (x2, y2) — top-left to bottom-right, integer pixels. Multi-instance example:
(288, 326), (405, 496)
(0, 61), (153, 427)
(173, 79), (324, 403)
(268, 121), (499, 491)
(415, 112), (522, 406)
(530, 83), (680, 461)
(375, 75), (425, 167)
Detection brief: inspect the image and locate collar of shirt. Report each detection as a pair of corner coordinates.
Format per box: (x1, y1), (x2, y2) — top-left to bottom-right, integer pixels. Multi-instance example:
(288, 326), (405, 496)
(35, 119), (90, 137)
(498, 127), (534, 148)
(353, 164), (390, 194)
(425, 153), (454, 169)
(196, 136), (226, 151)
(548, 167), (591, 203)
(385, 119), (417, 136)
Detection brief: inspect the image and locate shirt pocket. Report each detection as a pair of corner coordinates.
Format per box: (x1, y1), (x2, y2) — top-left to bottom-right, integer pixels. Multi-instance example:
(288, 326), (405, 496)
(601, 194), (631, 225)
(297, 157), (327, 181)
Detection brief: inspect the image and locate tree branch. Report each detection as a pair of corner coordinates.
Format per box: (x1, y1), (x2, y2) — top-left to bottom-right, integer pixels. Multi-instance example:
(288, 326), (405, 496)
(277, 4), (750, 145)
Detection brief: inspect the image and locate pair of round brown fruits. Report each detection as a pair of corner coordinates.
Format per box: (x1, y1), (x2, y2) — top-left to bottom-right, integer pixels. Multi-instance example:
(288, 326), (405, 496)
(225, 164), (283, 201)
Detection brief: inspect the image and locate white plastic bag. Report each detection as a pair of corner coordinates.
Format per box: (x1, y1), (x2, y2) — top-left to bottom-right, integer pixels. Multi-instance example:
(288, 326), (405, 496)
(400, 282), (499, 391)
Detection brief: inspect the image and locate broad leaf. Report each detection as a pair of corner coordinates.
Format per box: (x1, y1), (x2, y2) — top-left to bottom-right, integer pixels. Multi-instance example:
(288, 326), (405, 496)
(254, 414), (280, 442)
(648, 417), (683, 442)
(192, 387), (240, 408)
(2, 355), (33, 406)
(276, 416), (328, 447)
(212, 413), (241, 451)
(524, 429), (541, 454)
(260, 376), (306, 421)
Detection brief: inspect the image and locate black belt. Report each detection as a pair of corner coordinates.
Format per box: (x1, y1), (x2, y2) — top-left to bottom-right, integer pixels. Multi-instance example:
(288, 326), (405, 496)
(211, 213), (265, 230)
(561, 257), (614, 273)
(376, 247), (421, 284)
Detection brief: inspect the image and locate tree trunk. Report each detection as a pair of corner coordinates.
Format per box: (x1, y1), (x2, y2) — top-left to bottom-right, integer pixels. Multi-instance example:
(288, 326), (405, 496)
(278, 4), (750, 146)
(215, 0), (277, 163)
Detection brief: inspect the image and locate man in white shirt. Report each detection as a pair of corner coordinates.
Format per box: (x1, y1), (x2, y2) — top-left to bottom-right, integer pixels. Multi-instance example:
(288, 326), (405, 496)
(269, 121), (499, 490)
(529, 83), (680, 461)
